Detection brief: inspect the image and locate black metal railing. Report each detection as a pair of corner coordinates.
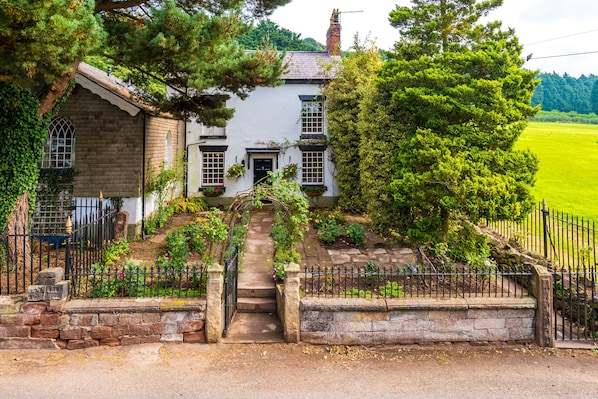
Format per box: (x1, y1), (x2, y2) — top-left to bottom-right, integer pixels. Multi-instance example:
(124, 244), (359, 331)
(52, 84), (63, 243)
(553, 266), (598, 341)
(302, 264), (533, 299)
(486, 201), (597, 271)
(1, 197), (116, 295)
(69, 264), (207, 299)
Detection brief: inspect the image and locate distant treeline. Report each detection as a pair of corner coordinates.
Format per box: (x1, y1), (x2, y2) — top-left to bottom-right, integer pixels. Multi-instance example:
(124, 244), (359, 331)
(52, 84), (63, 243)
(532, 72), (598, 115)
(531, 110), (598, 125)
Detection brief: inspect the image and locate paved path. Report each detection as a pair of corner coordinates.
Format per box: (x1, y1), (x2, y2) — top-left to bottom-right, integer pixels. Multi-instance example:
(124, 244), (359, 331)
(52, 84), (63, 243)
(0, 343), (597, 398)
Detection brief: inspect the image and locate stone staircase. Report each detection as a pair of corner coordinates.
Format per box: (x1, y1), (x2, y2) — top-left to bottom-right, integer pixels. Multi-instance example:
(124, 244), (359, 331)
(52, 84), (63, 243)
(223, 207), (284, 344)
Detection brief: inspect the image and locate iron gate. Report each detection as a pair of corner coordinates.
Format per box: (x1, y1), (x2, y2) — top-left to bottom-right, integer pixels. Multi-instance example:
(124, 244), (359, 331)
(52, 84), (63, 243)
(553, 266), (598, 342)
(223, 245), (239, 337)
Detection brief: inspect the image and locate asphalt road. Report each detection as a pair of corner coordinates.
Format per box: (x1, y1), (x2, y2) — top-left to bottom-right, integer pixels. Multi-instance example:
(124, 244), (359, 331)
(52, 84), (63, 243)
(0, 343), (597, 399)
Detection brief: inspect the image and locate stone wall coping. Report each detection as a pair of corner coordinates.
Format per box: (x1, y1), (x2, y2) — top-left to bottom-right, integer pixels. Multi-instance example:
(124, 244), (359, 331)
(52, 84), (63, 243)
(301, 296), (536, 312)
(65, 298), (207, 314)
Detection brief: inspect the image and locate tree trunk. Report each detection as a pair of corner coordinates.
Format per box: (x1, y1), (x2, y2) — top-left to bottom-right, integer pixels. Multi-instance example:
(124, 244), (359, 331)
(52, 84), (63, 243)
(4, 193), (31, 268)
(4, 62), (79, 268)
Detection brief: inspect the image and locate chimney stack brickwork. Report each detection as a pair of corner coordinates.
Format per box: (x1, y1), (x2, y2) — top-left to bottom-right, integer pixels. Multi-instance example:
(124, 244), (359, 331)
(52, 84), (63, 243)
(326, 9), (341, 56)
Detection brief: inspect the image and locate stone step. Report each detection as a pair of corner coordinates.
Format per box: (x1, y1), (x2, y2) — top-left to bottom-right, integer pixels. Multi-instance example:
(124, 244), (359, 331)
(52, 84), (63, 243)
(223, 312), (284, 344)
(237, 286), (276, 298)
(237, 297), (276, 313)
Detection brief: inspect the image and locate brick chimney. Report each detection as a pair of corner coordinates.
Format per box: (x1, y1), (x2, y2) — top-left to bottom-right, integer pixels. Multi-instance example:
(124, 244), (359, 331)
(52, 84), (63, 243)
(326, 9), (341, 56)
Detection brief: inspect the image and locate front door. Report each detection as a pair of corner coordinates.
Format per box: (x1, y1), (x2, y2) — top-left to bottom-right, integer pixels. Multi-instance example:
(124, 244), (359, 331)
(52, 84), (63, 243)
(253, 158), (273, 185)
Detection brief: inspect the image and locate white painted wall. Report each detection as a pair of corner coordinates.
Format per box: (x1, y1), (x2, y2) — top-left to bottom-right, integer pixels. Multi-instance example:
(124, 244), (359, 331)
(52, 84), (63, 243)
(185, 84), (337, 201)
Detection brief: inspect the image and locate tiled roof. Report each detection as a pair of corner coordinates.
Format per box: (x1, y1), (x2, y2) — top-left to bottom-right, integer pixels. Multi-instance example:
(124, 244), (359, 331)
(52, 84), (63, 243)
(281, 51), (338, 81)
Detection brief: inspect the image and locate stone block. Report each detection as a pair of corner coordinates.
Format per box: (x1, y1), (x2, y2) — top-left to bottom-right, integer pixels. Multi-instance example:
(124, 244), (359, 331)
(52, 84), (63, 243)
(1, 313), (38, 326)
(31, 325), (59, 339)
(401, 319), (435, 331)
(67, 339), (99, 350)
(389, 310), (422, 322)
(90, 326), (112, 339)
(37, 267), (65, 285)
(111, 325), (130, 338)
(119, 313), (143, 325)
(138, 335), (161, 344)
(467, 309), (498, 319)
(0, 325), (31, 338)
(161, 312), (188, 322)
(300, 320), (332, 332)
(300, 331), (328, 344)
(27, 282), (69, 301)
(129, 324), (153, 336)
(509, 327), (534, 341)
(152, 322), (178, 335)
(142, 312), (161, 323)
(301, 310), (333, 322)
(99, 314), (119, 326)
(60, 327), (83, 340)
(160, 333), (183, 342)
(40, 314), (60, 326)
(327, 332), (358, 345)
(433, 319), (475, 332)
(474, 318), (505, 330)
(183, 332), (206, 343)
(356, 331), (385, 345)
(99, 338), (121, 347)
(22, 303), (47, 314)
(383, 330), (423, 344)
(179, 320), (205, 333)
(0, 337), (60, 350)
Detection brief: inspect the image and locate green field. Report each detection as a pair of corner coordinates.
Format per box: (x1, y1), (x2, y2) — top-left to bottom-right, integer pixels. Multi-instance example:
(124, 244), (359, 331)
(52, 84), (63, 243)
(515, 121), (598, 222)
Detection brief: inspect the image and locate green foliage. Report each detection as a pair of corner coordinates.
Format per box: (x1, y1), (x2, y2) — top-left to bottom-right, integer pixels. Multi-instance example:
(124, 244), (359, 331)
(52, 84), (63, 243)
(379, 281), (405, 298)
(271, 262), (286, 282)
(225, 163), (246, 179)
(340, 288), (372, 298)
(161, 209), (228, 267)
(345, 222), (365, 245)
(0, 0), (103, 84)
(308, 208), (346, 230)
(171, 197), (208, 213)
(364, 260), (382, 283)
(102, 239), (130, 267)
(377, 1), (540, 241)
(325, 37), (383, 213)
(145, 202), (176, 235)
(238, 20), (325, 51)
(318, 220), (343, 244)
(0, 85), (51, 231)
(531, 72), (598, 114)
(531, 110), (598, 125)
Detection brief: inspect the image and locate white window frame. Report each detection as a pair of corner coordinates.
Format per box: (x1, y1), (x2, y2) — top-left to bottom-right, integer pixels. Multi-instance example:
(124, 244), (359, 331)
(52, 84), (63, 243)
(42, 116), (75, 168)
(301, 99), (324, 134)
(301, 151), (324, 184)
(201, 151), (225, 186)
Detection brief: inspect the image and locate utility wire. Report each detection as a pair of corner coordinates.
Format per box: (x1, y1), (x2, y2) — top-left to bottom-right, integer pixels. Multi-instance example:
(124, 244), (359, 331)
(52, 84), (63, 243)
(524, 28), (598, 46)
(528, 50), (598, 60)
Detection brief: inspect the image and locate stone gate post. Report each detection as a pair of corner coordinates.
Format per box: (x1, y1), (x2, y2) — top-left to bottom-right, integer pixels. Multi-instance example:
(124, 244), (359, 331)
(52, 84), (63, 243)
(283, 262), (301, 343)
(205, 263), (224, 343)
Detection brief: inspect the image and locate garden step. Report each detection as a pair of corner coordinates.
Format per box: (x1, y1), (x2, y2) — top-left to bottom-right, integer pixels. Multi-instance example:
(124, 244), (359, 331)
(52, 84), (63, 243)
(223, 312), (284, 344)
(237, 286), (276, 298)
(237, 297), (277, 313)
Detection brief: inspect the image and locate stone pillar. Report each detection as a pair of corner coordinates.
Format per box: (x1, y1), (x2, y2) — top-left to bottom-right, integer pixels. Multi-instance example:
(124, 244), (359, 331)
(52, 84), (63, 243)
(531, 264), (554, 347)
(283, 262), (301, 343)
(27, 267), (69, 301)
(205, 263), (224, 343)
(114, 211), (129, 240)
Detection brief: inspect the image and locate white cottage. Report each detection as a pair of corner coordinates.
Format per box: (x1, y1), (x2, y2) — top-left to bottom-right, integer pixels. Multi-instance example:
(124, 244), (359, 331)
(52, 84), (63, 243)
(185, 11), (341, 207)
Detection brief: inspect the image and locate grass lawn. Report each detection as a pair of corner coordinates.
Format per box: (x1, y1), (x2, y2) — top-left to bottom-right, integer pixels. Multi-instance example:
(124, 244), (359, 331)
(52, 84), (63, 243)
(515, 121), (598, 222)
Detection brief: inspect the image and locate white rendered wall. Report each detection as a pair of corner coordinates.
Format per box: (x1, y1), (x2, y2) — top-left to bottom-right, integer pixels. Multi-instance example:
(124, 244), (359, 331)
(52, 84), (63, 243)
(185, 84), (337, 200)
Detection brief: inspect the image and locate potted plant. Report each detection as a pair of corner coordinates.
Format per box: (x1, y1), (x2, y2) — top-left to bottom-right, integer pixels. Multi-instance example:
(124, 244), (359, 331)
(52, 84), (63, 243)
(225, 163), (245, 179)
(301, 185), (327, 197)
(281, 163), (298, 179)
(202, 185), (226, 197)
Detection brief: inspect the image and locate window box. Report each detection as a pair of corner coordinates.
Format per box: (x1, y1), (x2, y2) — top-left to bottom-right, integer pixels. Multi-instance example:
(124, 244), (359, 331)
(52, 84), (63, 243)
(302, 185), (327, 196)
(202, 186), (226, 197)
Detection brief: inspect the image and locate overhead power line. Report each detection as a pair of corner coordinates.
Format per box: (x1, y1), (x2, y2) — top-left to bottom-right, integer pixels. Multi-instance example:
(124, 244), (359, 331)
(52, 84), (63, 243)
(524, 28), (598, 46)
(527, 50), (598, 61)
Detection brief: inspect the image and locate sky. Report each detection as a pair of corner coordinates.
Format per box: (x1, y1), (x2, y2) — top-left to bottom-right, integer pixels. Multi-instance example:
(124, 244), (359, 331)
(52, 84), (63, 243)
(270, 0), (598, 77)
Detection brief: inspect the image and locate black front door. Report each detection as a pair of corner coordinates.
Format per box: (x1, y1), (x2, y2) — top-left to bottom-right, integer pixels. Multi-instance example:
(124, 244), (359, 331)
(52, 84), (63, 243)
(253, 158), (273, 184)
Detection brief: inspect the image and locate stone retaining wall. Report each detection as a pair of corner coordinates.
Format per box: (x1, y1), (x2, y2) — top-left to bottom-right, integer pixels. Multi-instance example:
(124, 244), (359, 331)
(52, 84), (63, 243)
(0, 297), (206, 350)
(300, 297), (536, 345)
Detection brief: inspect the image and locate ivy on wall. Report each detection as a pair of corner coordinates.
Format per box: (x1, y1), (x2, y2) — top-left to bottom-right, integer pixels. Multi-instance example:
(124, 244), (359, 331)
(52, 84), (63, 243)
(0, 85), (51, 231)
